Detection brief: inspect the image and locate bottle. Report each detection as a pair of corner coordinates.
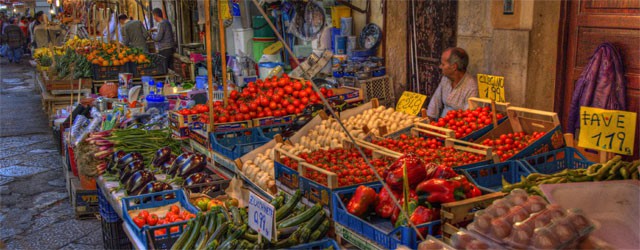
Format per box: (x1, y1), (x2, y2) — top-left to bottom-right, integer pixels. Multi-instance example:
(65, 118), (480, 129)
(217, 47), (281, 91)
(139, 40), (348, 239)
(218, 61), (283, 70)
(117, 84), (128, 102)
(156, 82), (164, 96)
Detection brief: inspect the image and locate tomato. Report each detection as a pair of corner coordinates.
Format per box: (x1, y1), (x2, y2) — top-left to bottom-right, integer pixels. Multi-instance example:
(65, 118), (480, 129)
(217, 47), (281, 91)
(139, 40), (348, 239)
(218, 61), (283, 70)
(284, 85), (293, 94)
(299, 90), (308, 98)
(239, 105), (249, 114)
(133, 216), (146, 228)
(230, 90), (239, 100)
(269, 102), (277, 110)
(286, 105), (296, 114)
(249, 102), (258, 111)
(293, 81), (302, 91)
(147, 214), (159, 226)
(154, 228), (167, 236)
(138, 210), (150, 219)
(259, 97), (269, 107)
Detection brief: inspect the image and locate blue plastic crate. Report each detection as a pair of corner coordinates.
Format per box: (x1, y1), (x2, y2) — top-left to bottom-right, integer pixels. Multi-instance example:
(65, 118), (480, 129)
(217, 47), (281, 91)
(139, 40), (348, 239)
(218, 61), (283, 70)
(519, 147), (594, 175)
(462, 161), (531, 193)
(209, 127), (270, 160)
(259, 124), (288, 139)
(291, 238), (340, 249)
(332, 183), (441, 249)
(121, 189), (199, 249)
(97, 187), (120, 223)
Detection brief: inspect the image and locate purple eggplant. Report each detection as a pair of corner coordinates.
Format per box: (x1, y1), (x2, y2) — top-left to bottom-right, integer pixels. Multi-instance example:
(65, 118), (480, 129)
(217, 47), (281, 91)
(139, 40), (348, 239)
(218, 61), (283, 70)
(161, 155), (177, 174)
(125, 170), (156, 195)
(183, 172), (210, 193)
(151, 147), (172, 168)
(176, 153), (207, 178)
(107, 150), (127, 172)
(116, 152), (143, 172)
(166, 153), (193, 176)
(119, 160), (145, 183)
(135, 181), (174, 201)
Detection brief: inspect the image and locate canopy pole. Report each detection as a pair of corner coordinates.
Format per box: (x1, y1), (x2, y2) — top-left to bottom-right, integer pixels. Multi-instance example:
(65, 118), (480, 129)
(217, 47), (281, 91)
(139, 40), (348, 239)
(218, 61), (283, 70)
(205, 0), (215, 128)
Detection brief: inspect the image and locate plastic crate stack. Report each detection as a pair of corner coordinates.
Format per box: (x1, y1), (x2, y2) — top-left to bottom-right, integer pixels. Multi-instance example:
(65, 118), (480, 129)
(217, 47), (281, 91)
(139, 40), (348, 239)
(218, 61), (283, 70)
(97, 187), (132, 250)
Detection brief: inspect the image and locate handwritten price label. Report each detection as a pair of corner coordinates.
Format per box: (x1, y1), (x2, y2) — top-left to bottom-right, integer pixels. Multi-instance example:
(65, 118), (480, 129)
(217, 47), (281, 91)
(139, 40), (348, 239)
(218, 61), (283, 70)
(248, 192), (275, 240)
(219, 0), (232, 20)
(578, 107), (637, 155)
(477, 74), (506, 102)
(396, 91), (427, 116)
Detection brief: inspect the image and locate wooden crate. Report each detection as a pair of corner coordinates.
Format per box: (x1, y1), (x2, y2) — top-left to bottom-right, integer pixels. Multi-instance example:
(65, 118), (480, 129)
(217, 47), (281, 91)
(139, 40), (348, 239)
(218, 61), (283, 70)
(440, 192), (506, 244)
(70, 177), (99, 220)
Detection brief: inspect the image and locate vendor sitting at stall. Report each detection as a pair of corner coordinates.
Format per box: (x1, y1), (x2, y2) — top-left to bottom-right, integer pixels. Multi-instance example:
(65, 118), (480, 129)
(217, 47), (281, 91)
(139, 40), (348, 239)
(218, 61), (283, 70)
(118, 14), (150, 52)
(426, 47), (478, 121)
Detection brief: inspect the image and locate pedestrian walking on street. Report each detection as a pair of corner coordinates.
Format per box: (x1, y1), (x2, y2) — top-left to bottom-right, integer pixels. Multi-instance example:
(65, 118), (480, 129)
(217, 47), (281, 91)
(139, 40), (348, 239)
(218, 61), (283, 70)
(150, 8), (176, 69)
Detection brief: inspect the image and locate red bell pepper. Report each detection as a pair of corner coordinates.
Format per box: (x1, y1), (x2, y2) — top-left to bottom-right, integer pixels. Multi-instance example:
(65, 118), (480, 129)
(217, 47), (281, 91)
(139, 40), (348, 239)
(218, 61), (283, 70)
(410, 206), (439, 237)
(384, 153), (427, 191)
(347, 185), (377, 217)
(393, 198), (418, 227)
(416, 178), (466, 204)
(449, 175), (482, 198)
(375, 188), (398, 219)
(425, 163), (458, 180)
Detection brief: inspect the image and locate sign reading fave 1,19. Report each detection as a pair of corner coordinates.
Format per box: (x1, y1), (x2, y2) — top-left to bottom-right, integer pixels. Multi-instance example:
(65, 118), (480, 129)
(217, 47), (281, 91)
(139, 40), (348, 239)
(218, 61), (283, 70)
(578, 107), (637, 156)
(248, 192), (275, 240)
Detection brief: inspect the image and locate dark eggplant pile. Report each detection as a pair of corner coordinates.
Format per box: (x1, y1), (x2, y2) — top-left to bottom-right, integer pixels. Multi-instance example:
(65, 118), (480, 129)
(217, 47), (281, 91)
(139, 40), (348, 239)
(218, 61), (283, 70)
(182, 172), (227, 193)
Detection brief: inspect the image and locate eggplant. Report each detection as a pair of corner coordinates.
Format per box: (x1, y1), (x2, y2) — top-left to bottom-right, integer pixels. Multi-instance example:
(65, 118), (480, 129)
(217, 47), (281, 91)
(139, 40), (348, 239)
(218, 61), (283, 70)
(176, 153), (206, 178)
(166, 153), (193, 176)
(151, 147), (172, 168)
(125, 170), (156, 195)
(116, 152), (144, 172)
(183, 172), (210, 193)
(136, 181), (174, 201)
(107, 150), (127, 172)
(160, 155), (177, 174)
(119, 160), (145, 183)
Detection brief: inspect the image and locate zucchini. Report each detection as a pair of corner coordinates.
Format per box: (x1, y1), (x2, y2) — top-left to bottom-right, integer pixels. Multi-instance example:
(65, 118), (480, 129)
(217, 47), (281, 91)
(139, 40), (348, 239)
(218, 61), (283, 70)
(276, 190), (301, 221)
(309, 220), (331, 242)
(194, 226), (209, 250)
(276, 225), (300, 240)
(170, 220), (193, 250)
(238, 239), (256, 249)
(239, 207), (248, 222)
(270, 195), (284, 209)
(277, 203), (322, 229)
(217, 224), (245, 249)
(205, 222), (228, 248)
(205, 239), (218, 250)
(241, 231), (260, 242)
(299, 210), (326, 242)
(231, 207), (243, 226)
(207, 210), (219, 234)
(182, 213), (205, 250)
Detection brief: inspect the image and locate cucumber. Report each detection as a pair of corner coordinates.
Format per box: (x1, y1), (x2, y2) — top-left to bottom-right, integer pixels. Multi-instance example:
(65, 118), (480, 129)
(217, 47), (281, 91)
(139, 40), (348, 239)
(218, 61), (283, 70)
(205, 222), (228, 248)
(182, 213), (205, 250)
(276, 190), (301, 221)
(194, 226), (209, 250)
(309, 220), (331, 242)
(277, 203), (322, 229)
(170, 220), (193, 250)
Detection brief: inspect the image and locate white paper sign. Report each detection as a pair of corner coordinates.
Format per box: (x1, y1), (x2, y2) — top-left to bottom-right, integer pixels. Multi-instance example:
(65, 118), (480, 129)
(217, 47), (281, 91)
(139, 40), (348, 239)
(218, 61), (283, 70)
(248, 192), (275, 240)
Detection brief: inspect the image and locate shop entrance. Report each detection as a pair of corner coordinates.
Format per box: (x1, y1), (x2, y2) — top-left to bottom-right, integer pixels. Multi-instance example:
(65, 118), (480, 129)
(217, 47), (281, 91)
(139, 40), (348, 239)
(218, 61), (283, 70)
(407, 0), (458, 105)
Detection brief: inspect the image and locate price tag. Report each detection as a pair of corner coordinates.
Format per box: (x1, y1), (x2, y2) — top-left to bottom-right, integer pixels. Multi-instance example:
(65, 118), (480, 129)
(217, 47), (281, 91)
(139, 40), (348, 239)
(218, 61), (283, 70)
(477, 74), (506, 102)
(578, 107), (637, 155)
(395, 91), (427, 116)
(219, 0), (232, 20)
(248, 192), (275, 240)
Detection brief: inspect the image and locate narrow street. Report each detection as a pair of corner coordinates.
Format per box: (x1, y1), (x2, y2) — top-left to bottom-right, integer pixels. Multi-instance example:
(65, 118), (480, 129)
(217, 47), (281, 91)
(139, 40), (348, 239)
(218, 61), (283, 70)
(0, 57), (103, 249)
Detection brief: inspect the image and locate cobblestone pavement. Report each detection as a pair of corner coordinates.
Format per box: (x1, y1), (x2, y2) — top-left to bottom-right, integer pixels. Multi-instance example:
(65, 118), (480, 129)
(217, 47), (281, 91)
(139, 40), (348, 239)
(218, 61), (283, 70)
(0, 57), (103, 249)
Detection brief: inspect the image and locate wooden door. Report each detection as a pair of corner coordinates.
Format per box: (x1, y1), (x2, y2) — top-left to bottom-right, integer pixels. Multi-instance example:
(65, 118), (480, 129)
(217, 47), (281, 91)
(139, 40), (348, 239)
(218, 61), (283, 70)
(555, 0), (640, 160)
(407, 0), (457, 104)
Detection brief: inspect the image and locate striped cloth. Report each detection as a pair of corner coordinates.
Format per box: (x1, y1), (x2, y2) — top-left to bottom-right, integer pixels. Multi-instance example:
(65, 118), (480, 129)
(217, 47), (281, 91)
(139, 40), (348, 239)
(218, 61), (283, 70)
(426, 72), (478, 120)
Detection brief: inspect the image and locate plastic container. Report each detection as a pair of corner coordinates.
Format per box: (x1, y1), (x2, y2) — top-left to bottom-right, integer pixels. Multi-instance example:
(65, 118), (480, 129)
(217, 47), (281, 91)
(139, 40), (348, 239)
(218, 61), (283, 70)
(291, 238), (340, 249)
(209, 127), (270, 160)
(146, 92), (168, 113)
(331, 5), (351, 28)
(258, 62), (283, 80)
(463, 161), (532, 193)
(122, 189), (198, 249)
(519, 147), (593, 174)
(252, 15), (276, 38)
(141, 76), (154, 95)
(334, 36), (347, 55)
(195, 76), (207, 90)
(233, 28), (254, 56)
(101, 219), (132, 250)
(97, 186), (119, 223)
(252, 37), (276, 63)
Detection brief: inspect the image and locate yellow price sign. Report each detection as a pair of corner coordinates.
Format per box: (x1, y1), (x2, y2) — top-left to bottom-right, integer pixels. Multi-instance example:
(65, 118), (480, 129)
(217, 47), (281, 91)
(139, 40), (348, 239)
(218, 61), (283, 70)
(219, 0), (232, 20)
(477, 74), (506, 102)
(578, 107), (637, 155)
(395, 91), (427, 116)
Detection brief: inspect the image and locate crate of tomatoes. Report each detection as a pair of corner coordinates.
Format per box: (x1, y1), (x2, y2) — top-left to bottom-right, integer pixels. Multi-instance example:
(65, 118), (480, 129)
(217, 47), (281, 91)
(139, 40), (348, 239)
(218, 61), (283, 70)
(122, 189), (199, 249)
(427, 97), (510, 141)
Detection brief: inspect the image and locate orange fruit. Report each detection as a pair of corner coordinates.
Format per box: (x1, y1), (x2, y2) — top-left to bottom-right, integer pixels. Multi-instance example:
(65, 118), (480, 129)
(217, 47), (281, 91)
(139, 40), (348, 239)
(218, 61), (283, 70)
(101, 61), (109, 67)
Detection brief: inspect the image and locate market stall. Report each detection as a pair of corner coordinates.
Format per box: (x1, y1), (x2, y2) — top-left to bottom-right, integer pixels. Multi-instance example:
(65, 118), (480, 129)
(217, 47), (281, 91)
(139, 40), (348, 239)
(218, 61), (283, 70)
(38, 0), (639, 249)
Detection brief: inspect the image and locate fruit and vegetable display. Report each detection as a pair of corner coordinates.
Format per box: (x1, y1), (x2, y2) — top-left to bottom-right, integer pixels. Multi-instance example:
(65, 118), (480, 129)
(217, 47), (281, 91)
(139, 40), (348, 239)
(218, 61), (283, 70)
(241, 147), (278, 194)
(429, 107), (505, 139)
(85, 42), (149, 66)
(417, 236), (455, 250)
(504, 156), (640, 195)
(344, 153), (482, 237)
(465, 189), (594, 249)
(171, 191), (330, 250)
(281, 147), (396, 187)
(370, 134), (488, 168)
(54, 47), (92, 80)
(342, 106), (424, 137)
(480, 132), (546, 161)
(93, 128), (181, 167)
(130, 205), (196, 232)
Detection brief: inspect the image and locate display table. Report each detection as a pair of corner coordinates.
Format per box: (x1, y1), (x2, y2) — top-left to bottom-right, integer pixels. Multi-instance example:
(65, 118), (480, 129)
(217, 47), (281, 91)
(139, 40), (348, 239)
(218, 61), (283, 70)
(96, 177), (145, 250)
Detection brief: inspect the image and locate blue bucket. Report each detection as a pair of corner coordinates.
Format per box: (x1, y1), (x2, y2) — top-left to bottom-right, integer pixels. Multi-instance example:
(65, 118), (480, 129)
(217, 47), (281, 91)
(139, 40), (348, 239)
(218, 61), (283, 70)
(195, 76), (207, 89)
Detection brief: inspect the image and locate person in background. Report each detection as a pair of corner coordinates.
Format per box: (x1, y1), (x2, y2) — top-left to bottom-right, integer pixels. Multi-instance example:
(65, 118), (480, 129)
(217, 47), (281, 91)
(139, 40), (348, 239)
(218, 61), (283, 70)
(103, 13), (122, 43)
(426, 47), (478, 120)
(118, 14), (150, 52)
(150, 8), (175, 69)
(29, 11), (43, 49)
(2, 18), (26, 63)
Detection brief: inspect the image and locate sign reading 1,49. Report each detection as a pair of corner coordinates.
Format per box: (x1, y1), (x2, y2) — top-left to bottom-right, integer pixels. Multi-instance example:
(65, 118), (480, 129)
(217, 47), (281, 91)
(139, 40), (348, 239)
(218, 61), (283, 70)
(578, 107), (637, 155)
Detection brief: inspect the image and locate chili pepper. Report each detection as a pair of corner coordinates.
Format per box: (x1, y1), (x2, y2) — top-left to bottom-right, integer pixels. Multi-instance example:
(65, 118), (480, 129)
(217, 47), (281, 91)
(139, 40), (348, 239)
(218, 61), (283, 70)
(346, 185), (377, 217)
(384, 153), (427, 191)
(425, 163), (458, 180)
(416, 178), (466, 204)
(409, 206), (439, 237)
